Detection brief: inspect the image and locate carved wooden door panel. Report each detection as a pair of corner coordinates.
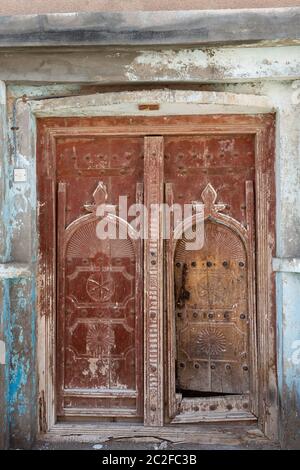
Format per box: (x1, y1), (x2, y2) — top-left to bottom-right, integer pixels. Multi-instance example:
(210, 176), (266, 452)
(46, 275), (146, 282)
(174, 217), (249, 394)
(165, 134), (257, 420)
(55, 134), (144, 419)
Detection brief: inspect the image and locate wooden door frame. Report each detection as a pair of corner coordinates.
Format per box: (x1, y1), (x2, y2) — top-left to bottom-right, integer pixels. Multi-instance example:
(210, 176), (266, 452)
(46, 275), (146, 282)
(35, 112), (277, 440)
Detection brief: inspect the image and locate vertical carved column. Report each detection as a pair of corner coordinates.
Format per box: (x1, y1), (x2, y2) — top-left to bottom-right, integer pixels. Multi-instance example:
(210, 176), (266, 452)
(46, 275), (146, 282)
(144, 136), (164, 426)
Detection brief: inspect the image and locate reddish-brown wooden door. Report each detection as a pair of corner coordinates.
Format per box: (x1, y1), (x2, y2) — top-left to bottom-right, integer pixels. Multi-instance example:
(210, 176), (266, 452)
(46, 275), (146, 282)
(38, 115), (275, 426)
(52, 133), (144, 419)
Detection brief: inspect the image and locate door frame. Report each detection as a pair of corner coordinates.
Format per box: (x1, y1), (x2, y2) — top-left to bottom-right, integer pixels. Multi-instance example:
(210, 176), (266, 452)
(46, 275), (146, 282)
(31, 91), (277, 441)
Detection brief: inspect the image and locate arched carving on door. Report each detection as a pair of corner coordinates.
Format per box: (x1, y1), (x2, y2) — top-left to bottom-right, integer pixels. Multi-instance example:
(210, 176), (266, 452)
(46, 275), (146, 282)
(174, 219), (249, 395)
(166, 182), (257, 420)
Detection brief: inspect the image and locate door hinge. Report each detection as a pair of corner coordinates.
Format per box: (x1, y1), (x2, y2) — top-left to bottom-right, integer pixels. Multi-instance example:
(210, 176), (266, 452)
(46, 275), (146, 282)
(39, 390), (47, 432)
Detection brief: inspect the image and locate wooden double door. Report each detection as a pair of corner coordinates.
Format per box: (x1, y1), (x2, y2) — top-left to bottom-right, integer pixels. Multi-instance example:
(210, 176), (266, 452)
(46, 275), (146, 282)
(37, 115), (274, 425)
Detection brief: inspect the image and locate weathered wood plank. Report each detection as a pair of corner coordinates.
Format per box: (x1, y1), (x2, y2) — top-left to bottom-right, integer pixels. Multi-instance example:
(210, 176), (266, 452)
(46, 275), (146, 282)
(39, 423), (276, 447)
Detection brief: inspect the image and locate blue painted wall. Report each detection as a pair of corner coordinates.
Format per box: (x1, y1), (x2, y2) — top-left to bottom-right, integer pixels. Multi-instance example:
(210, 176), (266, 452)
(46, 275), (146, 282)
(278, 272), (300, 447)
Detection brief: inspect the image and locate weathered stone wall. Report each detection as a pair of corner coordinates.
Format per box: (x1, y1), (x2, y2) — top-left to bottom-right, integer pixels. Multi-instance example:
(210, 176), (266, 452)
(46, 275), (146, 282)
(0, 1), (300, 15)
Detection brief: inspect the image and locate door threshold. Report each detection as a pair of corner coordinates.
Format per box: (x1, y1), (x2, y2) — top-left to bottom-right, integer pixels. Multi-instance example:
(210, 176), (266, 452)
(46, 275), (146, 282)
(171, 411), (256, 423)
(42, 422), (271, 447)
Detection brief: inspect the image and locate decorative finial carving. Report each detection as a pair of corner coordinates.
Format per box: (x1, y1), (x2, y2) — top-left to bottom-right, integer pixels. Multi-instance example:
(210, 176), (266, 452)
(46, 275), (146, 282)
(84, 181), (108, 213)
(193, 183), (226, 218)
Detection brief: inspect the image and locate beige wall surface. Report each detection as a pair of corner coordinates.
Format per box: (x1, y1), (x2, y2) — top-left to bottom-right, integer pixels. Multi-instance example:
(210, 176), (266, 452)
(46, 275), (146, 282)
(0, 1), (299, 15)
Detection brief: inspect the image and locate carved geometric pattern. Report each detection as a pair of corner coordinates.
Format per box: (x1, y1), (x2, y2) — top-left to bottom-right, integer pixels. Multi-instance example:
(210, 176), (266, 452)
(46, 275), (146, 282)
(193, 183), (226, 219)
(144, 136), (164, 426)
(58, 176), (141, 406)
(197, 328), (227, 356)
(86, 272), (115, 302)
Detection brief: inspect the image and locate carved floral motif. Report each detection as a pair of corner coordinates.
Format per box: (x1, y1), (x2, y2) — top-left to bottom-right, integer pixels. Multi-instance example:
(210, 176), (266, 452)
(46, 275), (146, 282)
(86, 323), (115, 357)
(197, 328), (227, 356)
